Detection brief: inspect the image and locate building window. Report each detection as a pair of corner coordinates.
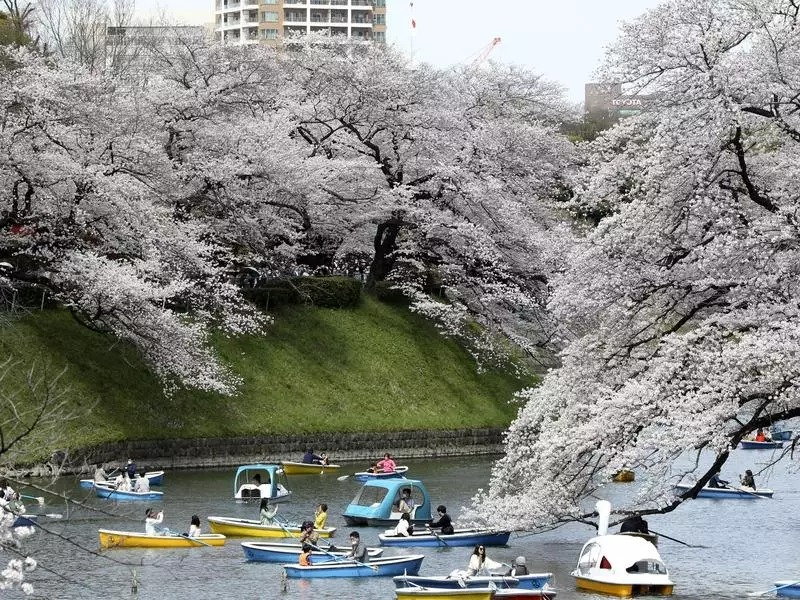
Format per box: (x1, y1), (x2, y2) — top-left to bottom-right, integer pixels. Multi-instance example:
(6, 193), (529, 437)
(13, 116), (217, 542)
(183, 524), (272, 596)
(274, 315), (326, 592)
(261, 11), (278, 22)
(262, 28), (279, 39)
(373, 31), (385, 42)
(262, 0), (278, 3)
(373, 13), (385, 25)
(374, 0), (386, 6)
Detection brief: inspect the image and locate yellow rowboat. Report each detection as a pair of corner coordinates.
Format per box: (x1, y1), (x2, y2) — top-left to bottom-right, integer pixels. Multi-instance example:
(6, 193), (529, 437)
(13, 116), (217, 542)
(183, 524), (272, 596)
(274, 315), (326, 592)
(280, 461), (342, 475)
(611, 469), (635, 482)
(98, 529), (226, 549)
(395, 588), (496, 600)
(207, 516), (336, 538)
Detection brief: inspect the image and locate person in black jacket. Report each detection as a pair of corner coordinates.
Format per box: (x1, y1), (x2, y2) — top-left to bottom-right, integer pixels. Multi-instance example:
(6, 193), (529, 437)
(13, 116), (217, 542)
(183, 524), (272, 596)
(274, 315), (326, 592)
(620, 514), (649, 534)
(428, 504), (454, 535)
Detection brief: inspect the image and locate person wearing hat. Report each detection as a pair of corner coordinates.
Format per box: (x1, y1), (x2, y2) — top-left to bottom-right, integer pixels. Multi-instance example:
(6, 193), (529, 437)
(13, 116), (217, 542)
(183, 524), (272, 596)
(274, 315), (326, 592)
(126, 459), (137, 480)
(506, 556), (529, 576)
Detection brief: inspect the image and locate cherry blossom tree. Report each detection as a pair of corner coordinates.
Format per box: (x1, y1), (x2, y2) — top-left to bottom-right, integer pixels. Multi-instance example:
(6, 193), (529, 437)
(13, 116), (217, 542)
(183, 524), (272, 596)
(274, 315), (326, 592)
(281, 39), (577, 364)
(471, 0), (800, 531)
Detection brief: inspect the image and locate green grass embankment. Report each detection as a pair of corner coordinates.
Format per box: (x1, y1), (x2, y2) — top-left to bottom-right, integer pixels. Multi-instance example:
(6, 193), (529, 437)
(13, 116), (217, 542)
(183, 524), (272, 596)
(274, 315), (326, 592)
(0, 296), (534, 460)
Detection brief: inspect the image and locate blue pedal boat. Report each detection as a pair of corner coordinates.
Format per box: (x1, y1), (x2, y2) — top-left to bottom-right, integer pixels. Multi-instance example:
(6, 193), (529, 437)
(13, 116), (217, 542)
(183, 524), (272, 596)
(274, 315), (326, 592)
(241, 541), (383, 562)
(94, 483), (164, 501)
(343, 478), (432, 526)
(282, 553), (424, 578)
(379, 527), (511, 547)
(233, 464), (292, 502)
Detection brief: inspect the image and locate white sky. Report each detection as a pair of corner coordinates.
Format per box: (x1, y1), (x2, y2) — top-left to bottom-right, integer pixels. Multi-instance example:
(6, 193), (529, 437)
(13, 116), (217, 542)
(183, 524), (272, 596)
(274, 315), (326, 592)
(133, 0), (665, 103)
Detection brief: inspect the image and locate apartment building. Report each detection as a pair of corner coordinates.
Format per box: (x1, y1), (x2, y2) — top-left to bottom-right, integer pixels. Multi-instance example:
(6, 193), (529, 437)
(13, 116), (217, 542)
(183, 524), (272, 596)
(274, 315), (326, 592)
(214, 0), (387, 45)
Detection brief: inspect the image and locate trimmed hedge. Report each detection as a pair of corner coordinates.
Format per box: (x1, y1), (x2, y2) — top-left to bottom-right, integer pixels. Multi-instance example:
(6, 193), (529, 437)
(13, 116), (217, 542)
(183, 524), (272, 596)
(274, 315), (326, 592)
(243, 276), (362, 309)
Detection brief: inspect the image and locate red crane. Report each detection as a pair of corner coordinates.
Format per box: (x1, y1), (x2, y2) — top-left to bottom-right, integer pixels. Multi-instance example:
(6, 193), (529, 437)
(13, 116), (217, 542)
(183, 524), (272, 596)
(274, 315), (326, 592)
(469, 37), (502, 68)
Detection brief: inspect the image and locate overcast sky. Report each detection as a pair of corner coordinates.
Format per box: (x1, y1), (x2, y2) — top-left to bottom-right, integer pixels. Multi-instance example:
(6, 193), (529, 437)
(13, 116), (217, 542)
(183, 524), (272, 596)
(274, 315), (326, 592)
(133, 0), (665, 103)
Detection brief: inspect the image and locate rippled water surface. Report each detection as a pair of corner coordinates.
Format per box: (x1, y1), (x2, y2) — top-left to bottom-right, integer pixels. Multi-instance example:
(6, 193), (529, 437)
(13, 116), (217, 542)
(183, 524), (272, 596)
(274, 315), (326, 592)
(14, 449), (800, 600)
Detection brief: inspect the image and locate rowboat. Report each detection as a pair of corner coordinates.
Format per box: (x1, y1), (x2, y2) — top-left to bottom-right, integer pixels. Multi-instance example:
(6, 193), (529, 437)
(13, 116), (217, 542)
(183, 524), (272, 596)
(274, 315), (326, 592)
(354, 466), (409, 481)
(395, 588), (496, 600)
(379, 527), (511, 547)
(282, 553), (424, 578)
(344, 478), (432, 526)
(241, 541), (383, 562)
(233, 464), (292, 502)
(80, 470), (165, 489)
(495, 589), (558, 599)
(740, 440), (784, 449)
(207, 515), (335, 538)
(674, 483), (774, 499)
(572, 501), (673, 597)
(281, 461), (341, 475)
(611, 469), (635, 482)
(394, 573), (553, 590)
(775, 580), (800, 597)
(94, 483), (164, 501)
(98, 529), (226, 549)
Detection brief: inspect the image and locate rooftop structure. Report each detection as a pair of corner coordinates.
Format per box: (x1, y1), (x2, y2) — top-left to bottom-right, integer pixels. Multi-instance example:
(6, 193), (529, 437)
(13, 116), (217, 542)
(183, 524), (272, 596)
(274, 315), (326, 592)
(214, 0), (387, 45)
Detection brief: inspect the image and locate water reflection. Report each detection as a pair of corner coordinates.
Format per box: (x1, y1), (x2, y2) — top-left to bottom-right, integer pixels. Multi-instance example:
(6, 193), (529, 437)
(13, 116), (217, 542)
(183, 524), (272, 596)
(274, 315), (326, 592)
(15, 450), (800, 599)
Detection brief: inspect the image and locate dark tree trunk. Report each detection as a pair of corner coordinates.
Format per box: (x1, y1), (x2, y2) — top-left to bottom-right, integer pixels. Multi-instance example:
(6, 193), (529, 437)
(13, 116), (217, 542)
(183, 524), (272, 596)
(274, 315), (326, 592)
(365, 221), (400, 290)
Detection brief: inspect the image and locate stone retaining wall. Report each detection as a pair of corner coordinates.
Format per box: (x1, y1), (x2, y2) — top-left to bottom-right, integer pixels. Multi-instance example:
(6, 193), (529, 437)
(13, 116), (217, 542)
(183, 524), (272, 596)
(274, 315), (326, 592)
(56, 428), (506, 475)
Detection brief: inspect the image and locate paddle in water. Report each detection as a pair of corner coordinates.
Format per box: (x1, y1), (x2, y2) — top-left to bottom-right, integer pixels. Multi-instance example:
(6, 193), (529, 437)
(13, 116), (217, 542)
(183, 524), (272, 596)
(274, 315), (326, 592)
(748, 580), (800, 596)
(648, 529), (708, 549)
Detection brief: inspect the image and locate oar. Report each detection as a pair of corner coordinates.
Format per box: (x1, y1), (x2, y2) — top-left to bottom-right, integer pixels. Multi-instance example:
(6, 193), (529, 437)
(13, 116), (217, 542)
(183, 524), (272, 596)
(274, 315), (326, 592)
(426, 527), (449, 547)
(648, 529), (707, 549)
(336, 475), (350, 481)
(180, 533), (213, 548)
(20, 494), (45, 505)
(748, 581), (800, 596)
(729, 485), (769, 499)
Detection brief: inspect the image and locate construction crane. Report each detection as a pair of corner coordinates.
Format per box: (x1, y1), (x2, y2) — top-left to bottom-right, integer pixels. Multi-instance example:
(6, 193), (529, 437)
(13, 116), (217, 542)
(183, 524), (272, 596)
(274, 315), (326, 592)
(468, 37), (501, 68)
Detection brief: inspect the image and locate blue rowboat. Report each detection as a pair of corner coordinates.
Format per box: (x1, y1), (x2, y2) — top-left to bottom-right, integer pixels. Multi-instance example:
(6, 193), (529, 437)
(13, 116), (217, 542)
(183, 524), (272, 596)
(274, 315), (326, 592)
(674, 483), (774, 499)
(354, 466), (409, 481)
(776, 581), (800, 598)
(393, 573), (553, 590)
(80, 470), (165, 489)
(241, 541), (383, 563)
(94, 483), (164, 501)
(379, 527), (511, 547)
(343, 479), (432, 526)
(740, 440), (784, 449)
(282, 553), (424, 578)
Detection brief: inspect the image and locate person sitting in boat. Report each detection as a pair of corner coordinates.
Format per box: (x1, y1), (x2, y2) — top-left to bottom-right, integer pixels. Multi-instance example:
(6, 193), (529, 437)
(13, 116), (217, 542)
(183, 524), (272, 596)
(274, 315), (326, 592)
(115, 473), (132, 492)
(620, 514), (649, 534)
(302, 449), (324, 464)
(299, 520), (320, 545)
(376, 453), (397, 473)
(259, 498), (278, 524)
(299, 543), (313, 566)
(755, 429), (767, 442)
(145, 508), (164, 535)
(188, 515), (201, 537)
(428, 504), (455, 535)
(134, 474), (150, 493)
(314, 503), (328, 530)
(708, 472), (729, 488)
(346, 531), (368, 562)
(740, 469), (756, 490)
(505, 556), (529, 577)
(392, 512), (414, 537)
(366, 462), (379, 473)
(93, 465), (108, 483)
(397, 487), (415, 515)
(0, 479), (17, 502)
(126, 459), (137, 480)
(466, 544), (504, 576)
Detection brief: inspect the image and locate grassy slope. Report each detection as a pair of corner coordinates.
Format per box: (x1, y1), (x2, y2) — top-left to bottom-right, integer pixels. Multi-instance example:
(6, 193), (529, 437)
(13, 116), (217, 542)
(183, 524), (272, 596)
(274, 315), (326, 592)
(0, 297), (533, 457)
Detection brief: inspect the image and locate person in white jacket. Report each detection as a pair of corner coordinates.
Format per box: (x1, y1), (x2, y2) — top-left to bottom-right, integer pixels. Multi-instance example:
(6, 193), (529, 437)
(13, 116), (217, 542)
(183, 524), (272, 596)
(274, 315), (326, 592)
(145, 508), (163, 535)
(393, 513), (413, 537)
(465, 544), (504, 576)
